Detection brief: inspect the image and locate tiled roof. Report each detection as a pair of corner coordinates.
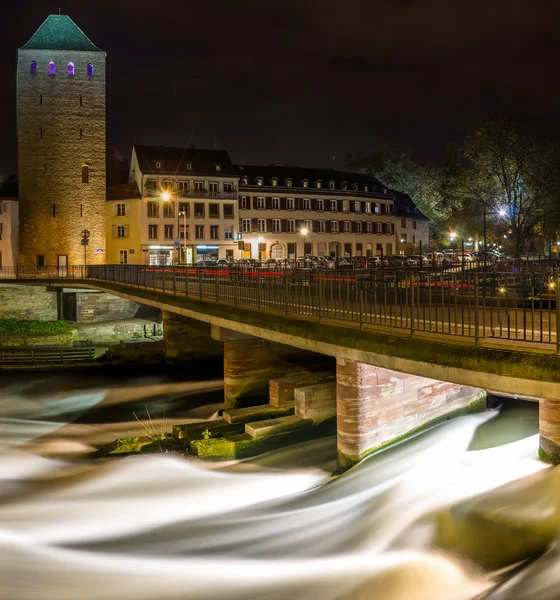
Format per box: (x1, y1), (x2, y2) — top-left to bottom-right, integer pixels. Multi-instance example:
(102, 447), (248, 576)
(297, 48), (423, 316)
(133, 146), (237, 176)
(391, 189), (430, 221)
(237, 163), (388, 194)
(20, 15), (102, 52)
(106, 183), (141, 201)
(0, 176), (18, 199)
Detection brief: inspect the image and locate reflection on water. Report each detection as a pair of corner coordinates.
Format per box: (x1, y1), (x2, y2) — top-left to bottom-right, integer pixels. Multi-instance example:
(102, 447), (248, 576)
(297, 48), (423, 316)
(0, 369), (555, 599)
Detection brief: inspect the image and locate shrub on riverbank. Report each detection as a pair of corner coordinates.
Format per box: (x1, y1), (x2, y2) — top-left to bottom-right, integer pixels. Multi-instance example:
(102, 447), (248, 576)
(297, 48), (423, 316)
(0, 318), (67, 334)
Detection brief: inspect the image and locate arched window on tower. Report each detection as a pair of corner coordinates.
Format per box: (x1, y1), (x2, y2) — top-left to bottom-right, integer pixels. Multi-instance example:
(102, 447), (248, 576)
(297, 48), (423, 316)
(49, 61), (56, 75)
(87, 63), (94, 77)
(68, 62), (75, 76)
(30, 61), (37, 74)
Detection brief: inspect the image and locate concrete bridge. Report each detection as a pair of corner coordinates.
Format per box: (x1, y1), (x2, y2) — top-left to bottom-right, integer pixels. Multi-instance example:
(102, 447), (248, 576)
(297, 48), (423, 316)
(3, 264), (560, 467)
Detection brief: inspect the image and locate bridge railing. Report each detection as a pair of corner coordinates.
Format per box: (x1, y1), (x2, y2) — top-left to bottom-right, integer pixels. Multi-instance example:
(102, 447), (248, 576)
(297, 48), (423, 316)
(3, 264), (560, 349)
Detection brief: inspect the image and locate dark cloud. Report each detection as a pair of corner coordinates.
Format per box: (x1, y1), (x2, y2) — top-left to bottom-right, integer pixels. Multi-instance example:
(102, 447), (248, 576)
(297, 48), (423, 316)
(0, 0), (559, 173)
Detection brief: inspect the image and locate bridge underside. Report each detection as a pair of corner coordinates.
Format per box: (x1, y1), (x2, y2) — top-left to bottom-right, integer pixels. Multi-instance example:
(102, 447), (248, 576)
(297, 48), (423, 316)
(12, 278), (560, 466)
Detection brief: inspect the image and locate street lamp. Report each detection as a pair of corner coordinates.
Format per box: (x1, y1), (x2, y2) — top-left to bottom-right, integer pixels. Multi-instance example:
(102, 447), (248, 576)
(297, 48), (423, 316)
(300, 227), (308, 257)
(178, 210), (187, 264)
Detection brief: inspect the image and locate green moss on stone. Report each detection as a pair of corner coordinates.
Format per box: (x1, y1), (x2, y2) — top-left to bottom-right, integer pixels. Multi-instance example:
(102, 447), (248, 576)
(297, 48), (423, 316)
(539, 446), (560, 465)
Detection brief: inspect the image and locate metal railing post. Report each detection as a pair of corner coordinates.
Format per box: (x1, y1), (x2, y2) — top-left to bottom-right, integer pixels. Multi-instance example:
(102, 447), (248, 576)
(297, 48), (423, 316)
(556, 276), (560, 354)
(474, 275), (480, 345)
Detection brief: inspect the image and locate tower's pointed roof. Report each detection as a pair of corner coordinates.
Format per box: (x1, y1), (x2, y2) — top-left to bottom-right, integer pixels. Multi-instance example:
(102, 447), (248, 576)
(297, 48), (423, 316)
(20, 14), (102, 52)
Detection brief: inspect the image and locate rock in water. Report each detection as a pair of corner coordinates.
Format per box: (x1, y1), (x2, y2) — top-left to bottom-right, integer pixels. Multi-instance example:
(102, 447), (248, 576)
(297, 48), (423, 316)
(436, 466), (560, 569)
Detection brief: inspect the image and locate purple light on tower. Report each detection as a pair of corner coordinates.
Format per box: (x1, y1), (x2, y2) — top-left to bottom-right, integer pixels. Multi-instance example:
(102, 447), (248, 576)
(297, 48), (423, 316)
(49, 61), (56, 75)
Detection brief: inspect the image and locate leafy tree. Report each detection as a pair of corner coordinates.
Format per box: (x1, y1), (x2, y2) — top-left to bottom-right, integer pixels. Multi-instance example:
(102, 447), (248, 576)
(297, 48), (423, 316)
(461, 114), (560, 257)
(346, 147), (455, 223)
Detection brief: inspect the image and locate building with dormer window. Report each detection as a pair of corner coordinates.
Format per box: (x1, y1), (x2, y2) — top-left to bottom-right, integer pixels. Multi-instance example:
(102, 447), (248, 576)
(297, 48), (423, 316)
(237, 164), (396, 260)
(124, 145), (239, 264)
(392, 190), (430, 255)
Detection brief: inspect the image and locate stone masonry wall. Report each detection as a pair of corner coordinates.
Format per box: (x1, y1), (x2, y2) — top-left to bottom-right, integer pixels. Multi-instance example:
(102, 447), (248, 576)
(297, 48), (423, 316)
(75, 292), (144, 323)
(336, 359), (486, 469)
(17, 47), (106, 267)
(0, 284), (58, 320)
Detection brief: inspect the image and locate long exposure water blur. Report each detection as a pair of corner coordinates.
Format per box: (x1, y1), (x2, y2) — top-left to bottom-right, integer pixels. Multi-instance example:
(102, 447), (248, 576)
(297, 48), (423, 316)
(0, 365), (556, 599)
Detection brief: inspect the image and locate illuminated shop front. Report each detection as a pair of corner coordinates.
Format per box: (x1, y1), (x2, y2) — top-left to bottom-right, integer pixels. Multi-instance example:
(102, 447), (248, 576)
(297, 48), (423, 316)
(196, 244), (219, 261)
(148, 245), (173, 265)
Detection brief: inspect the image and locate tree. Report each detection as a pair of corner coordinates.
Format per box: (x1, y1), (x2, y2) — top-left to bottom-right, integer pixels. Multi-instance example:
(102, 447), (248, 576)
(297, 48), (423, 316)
(461, 115), (560, 257)
(346, 147), (455, 223)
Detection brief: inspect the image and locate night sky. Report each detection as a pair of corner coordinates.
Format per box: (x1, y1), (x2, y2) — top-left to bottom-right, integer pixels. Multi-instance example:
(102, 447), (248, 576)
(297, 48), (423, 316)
(1, 0), (559, 174)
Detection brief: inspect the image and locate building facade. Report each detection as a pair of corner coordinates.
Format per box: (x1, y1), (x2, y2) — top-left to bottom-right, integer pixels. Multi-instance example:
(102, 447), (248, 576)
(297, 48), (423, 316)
(17, 14), (106, 269)
(105, 183), (142, 265)
(128, 146), (239, 264)
(0, 177), (20, 268)
(393, 190), (430, 255)
(237, 165), (395, 260)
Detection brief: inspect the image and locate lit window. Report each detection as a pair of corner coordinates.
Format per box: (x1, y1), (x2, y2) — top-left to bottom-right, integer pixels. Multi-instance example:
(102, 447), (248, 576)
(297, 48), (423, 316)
(343, 201), (350, 213)
(257, 197), (265, 209)
(224, 225), (233, 239)
(364, 202), (371, 214)
(30, 61), (37, 74)
(49, 61), (56, 75)
(257, 177), (263, 186)
(242, 176), (248, 185)
(257, 219), (266, 232)
(242, 219), (251, 232)
(68, 62), (75, 76)
(286, 178), (293, 187)
(87, 63), (94, 77)
(302, 179), (309, 187)
(374, 203), (381, 214)
(354, 202), (361, 213)
(286, 198), (295, 210)
(363, 184), (368, 192)
(163, 202), (174, 218)
(316, 180), (322, 188)
(272, 178), (278, 186)
(215, 164), (221, 172)
(329, 181), (335, 189)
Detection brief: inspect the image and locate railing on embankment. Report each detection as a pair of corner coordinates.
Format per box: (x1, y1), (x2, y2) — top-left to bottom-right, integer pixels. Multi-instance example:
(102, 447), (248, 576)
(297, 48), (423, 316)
(1, 264), (560, 350)
(0, 346), (95, 365)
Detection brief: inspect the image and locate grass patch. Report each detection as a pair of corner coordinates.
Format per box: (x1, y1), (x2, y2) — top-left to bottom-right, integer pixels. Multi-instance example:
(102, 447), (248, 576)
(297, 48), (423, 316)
(0, 318), (67, 334)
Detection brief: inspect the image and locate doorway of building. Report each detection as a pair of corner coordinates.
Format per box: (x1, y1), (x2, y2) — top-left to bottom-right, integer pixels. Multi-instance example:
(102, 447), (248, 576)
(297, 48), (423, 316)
(57, 255), (68, 278)
(270, 243), (285, 259)
(62, 293), (77, 321)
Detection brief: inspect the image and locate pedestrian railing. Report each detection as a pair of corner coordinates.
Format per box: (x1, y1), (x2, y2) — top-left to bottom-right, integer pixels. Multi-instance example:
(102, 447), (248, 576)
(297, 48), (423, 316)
(1, 264), (560, 350)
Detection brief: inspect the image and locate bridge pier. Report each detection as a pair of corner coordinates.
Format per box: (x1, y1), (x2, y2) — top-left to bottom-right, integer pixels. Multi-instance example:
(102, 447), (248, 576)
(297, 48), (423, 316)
(213, 327), (334, 410)
(162, 311), (222, 363)
(336, 359), (486, 471)
(539, 398), (560, 464)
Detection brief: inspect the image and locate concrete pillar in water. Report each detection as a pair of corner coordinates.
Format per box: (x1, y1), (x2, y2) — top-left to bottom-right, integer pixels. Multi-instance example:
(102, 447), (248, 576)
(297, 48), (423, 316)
(539, 398), (560, 464)
(336, 359), (486, 471)
(215, 326), (335, 410)
(162, 311), (222, 363)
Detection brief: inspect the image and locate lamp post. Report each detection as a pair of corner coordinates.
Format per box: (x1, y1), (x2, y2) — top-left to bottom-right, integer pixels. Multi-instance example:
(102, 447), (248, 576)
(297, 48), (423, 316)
(178, 210), (187, 264)
(300, 227), (308, 258)
(161, 191), (177, 265)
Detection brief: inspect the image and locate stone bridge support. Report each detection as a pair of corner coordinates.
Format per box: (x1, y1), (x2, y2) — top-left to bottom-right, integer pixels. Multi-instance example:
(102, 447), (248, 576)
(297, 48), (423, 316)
(539, 399), (560, 464)
(212, 326), (334, 410)
(336, 359), (486, 471)
(162, 311), (223, 363)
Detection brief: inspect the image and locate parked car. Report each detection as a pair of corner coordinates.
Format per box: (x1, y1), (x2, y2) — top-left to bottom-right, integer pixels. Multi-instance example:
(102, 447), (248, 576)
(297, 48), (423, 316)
(351, 256), (367, 268)
(195, 260), (218, 268)
(367, 256), (389, 268)
(455, 251), (474, 262)
(425, 252), (444, 264)
(237, 258), (259, 267)
(387, 255), (406, 267)
(407, 254), (430, 267)
(217, 258), (236, 265)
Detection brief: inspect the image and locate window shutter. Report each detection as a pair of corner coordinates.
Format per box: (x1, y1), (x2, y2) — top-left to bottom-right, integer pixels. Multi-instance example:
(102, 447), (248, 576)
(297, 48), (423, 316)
(281, 219), (287, 232)
(252, 196), (257, 209)
(251, 218), (258, 231)
(351, 222), (357, 233)
(266, 219), (273, 231)
(296, 219), (303, 230)
(338, 200), (343, 212)
(280, 197), (286, 210)
(112, 225), (117, 238)
(312, 220), (318, 233)
(125, 225), (130, 238)
(266, 197), (272, 209)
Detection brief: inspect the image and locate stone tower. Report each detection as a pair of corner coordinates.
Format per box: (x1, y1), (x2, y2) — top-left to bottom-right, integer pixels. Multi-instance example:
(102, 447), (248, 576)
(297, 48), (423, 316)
(17, 14), (106, 268)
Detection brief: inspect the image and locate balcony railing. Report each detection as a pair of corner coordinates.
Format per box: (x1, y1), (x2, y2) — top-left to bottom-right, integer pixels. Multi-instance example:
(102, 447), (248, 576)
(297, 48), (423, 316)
(145, 189), (237, 200)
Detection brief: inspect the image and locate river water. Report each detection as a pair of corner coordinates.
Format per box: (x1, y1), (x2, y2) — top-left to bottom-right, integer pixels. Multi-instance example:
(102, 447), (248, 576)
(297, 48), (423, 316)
(0, 366), (556, 599)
